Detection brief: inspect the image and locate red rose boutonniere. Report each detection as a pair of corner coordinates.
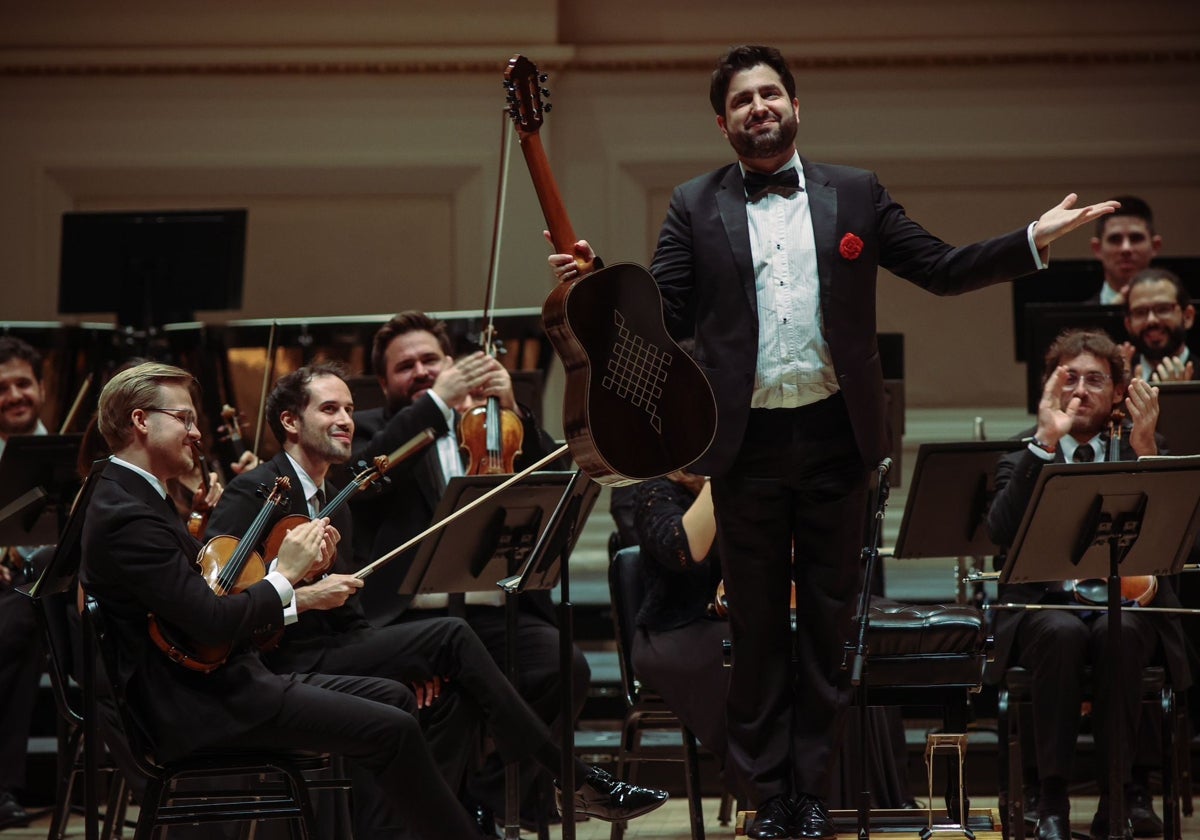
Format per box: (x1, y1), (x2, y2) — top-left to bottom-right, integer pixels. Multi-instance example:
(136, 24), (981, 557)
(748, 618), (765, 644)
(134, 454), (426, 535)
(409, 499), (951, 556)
(839, 232), (864, 261)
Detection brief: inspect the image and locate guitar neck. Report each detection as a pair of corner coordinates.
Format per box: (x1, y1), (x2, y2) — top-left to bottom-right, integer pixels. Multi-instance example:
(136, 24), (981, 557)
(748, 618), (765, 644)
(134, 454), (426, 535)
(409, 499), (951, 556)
(516, 131), (589, 270)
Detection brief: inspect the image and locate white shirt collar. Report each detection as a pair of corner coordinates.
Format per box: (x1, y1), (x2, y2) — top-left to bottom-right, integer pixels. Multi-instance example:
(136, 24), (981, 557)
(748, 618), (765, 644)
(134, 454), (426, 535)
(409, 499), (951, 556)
(283, 451), (323, 514)
(109, 455), (170, 498)
(738, 151), (806, 191)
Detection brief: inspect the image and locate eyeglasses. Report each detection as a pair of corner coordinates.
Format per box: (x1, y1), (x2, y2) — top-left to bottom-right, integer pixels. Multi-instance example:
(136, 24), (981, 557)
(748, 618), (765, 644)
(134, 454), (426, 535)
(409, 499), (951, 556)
(1061, 371), (1111, 392)
(146, 407), (197, 431)
(1128, 302), (1180, 321)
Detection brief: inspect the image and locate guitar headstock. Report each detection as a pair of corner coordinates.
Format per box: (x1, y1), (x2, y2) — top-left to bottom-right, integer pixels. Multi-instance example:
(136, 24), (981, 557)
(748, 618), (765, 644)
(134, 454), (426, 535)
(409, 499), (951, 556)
(504, 54), (551, 137)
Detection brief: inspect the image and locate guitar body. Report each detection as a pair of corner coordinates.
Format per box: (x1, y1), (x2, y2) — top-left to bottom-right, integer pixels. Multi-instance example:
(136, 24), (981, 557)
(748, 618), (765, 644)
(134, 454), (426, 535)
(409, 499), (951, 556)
(543, 262), (716, 485)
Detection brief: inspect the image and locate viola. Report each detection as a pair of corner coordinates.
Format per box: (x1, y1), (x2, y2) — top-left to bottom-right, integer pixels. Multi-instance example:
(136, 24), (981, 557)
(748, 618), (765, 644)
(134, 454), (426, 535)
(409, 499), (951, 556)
(148, 476), (291, 673)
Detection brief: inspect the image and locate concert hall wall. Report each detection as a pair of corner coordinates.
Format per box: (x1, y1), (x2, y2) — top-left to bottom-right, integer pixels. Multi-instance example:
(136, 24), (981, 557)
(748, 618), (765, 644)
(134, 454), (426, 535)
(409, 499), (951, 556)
(1, 0), (1197, 425)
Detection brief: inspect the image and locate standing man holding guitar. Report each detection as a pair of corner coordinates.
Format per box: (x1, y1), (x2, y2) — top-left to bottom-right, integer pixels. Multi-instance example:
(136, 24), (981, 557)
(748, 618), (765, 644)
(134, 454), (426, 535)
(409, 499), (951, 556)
(548, 44), (1118, 840)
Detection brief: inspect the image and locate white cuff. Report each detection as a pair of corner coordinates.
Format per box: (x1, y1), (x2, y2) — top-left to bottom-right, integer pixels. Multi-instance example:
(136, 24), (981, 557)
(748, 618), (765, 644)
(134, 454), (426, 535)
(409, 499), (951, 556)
(1026, 221), (1047, 271)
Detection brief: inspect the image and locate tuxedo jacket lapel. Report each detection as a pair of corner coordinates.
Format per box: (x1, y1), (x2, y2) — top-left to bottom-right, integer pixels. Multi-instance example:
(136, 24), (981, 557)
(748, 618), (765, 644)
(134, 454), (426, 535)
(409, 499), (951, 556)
(715, 165), (758, 315)
(803, 161), (838, 303)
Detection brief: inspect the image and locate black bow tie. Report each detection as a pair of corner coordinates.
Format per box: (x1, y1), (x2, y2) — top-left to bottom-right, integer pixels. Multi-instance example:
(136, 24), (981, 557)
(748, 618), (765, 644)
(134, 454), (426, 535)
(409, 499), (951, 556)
(743, 167), (800, 198)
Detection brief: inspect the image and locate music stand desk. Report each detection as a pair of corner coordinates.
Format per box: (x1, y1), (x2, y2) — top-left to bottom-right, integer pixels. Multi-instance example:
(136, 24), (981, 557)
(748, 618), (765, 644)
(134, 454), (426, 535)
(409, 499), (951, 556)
(998, 456), (1200, 840)
(894, 441), (1024, 561)
(0, 433), (83, 547)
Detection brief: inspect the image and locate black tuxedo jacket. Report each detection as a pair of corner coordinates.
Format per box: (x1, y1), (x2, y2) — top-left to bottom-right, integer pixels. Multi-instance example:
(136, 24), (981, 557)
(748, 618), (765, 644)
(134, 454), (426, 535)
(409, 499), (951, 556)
(205, 452), (369, 658)
(984, 435), (1191, 689)
(651, 157), (1039, 475)
(350, 395), (563, 626)
(79, 461), (289, 761)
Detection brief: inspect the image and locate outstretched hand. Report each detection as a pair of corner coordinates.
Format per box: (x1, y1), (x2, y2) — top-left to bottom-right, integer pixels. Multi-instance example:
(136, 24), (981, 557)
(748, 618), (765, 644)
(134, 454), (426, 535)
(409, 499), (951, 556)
(1032, 194), (1120, 250)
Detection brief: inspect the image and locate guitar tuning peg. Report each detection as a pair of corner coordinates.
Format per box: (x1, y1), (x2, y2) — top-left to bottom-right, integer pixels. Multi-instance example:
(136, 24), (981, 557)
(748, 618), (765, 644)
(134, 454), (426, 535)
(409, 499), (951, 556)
(543, 103), (553, 112)
(540, 88), (551, 97)
(538, 73), (548, 82)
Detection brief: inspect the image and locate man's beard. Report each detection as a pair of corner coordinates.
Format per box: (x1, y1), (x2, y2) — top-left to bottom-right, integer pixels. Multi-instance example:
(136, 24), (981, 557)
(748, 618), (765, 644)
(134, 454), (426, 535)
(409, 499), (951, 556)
(728, 110), (798, 161)
(1133, 323), (1188, 364)
(0, 402), (40, 437)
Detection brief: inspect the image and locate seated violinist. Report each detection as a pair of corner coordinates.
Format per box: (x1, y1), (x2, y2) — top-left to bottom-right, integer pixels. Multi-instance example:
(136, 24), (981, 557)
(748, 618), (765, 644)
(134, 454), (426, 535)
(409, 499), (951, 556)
(350, 311), (590, 825)
(986, 329), (1191, 840)
(79, 361), (498, 839)
(206, 362), (668, 837)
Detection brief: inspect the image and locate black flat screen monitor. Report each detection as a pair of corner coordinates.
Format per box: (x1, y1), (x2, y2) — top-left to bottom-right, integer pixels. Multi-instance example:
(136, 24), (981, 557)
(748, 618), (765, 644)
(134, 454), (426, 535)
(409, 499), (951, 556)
(59, 209), (246, 328)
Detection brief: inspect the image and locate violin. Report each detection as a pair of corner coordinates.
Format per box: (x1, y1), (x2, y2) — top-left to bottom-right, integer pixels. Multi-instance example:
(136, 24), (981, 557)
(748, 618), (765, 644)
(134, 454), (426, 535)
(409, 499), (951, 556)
(218, 404), (252, 465)
(148, 476), (291, 673)
(260, 430), (436, 578)
(1072, 409), (1158, 608)
(458, 362), (525, 474)
(185, 442), (214, 540)
(458, 111), (524, 475)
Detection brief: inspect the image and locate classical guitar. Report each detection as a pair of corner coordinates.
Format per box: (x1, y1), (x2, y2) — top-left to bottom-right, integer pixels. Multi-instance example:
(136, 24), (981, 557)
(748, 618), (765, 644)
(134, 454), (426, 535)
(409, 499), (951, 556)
(504, 54), (717, 486)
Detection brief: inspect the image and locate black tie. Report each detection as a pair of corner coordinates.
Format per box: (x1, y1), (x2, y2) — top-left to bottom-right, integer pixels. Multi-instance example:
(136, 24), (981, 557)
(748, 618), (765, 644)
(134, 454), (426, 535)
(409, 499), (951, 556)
(313, 487), (326, 514)
(744, 167), (800, 198)
(1073, 443), (1095, 463)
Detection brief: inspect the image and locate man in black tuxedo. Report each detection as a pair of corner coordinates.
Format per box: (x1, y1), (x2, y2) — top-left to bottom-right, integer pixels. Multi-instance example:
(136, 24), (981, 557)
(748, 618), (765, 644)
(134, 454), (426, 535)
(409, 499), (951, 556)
(0, 337), (50, 827)
(79, 361), (487, 839)
(986, 329), (1191, 840)
(548, 43), (1118, 840)
(350, 311), (592, 824)
(1122, 267), (1195, 383)
(209, 362), (666, 836)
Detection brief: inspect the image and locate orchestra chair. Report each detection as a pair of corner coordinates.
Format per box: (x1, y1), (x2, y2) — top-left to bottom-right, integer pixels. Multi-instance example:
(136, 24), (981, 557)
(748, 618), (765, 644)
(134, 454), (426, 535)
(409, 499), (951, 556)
(846, 597), (990, 826)
(997, 665), (1182, 840)
(607, 546), (734, 840)
(82, 595), (352, 840)
(20, 462), (130, 840)
(26, 582), (129, 840)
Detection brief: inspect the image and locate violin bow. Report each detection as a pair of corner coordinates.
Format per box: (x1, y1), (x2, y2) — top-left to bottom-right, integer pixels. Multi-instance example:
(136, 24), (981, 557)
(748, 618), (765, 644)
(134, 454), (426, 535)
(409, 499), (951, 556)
(251, 320), (277, 459)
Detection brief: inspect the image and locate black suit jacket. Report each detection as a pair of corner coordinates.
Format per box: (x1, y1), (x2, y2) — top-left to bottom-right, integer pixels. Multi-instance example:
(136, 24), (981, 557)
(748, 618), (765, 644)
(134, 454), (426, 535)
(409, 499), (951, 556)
(79, 461), (288, 761)
(984, 436), (1191, 690)
(205, 452), (369, 658)
(350, 395), (563, 626)
(651, 157), (1039, 475)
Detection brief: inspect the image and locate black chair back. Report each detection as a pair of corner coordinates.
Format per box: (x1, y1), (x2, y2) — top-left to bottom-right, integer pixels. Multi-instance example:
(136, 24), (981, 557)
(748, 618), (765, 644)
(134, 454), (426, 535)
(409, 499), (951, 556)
(608, 546), (647, 708)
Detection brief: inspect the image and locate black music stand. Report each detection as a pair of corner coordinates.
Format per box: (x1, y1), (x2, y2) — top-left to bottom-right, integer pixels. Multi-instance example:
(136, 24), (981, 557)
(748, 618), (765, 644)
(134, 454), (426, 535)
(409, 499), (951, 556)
(0, 434), (83, 550)
(396, 469), (600, 840)
(894, 440), (1024, 606)
(1155, 381), (1200, 456)
(998, 456), (1200, 840)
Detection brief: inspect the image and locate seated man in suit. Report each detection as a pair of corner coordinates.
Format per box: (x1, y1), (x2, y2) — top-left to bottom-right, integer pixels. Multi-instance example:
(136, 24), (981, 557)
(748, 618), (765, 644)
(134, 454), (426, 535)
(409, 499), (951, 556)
(79, 360), (502, 839)
(350, 310), (592, 824)
(986, 329), (1191, 840)
(0, 336), (51, 827)
(207, 362), (667, 836)
(1123, 267), (1195, 383)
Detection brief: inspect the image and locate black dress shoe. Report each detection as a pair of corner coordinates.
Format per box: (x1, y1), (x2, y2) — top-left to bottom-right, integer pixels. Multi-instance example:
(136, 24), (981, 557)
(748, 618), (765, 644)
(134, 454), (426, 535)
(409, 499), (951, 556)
(795, 794), (837, 840)
(1035, 813), (1071, 840)
(747, 794), (802, 840)
(0, 789), (30, 828)
(1089, 802), (1134, 840)
(1127, 788), (1163, 837)
(557, 766), (668, 823)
